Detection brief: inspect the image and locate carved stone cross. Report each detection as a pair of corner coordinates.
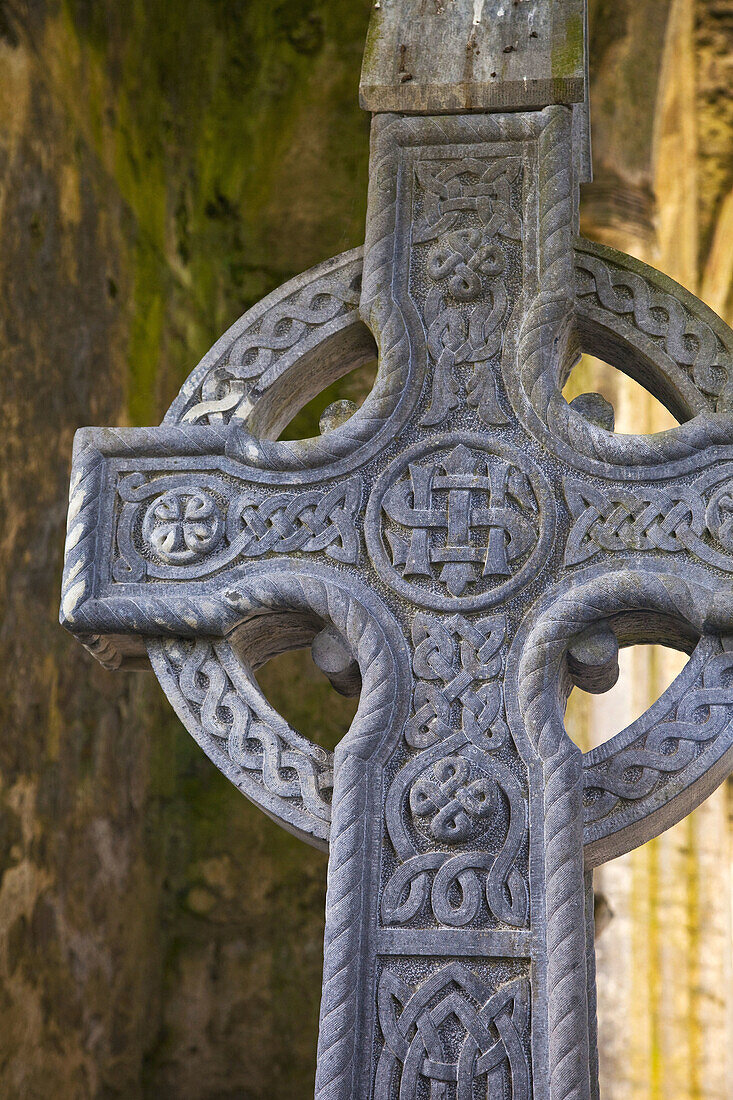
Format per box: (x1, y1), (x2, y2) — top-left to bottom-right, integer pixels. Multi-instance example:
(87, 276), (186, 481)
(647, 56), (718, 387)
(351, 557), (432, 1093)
(61, 3), (733, 1097)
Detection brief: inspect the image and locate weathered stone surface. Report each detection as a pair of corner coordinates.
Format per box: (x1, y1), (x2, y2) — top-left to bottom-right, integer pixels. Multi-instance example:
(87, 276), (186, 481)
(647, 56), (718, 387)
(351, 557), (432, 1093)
(359, 0), (587, 113)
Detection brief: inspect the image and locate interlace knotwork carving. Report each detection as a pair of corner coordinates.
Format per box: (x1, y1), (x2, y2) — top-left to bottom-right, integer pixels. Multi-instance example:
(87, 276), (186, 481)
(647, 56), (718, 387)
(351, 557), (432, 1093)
(564, 474), (733, 569)
(114, 474), (362, 580)
(160, 638), (333, 820)
(584, 642), (733, 824)
(178, 262), (362, 426)
(409, 754), (500, 843)
(229, 479), (362, 563)
(382, 611), (527, 929)
(706, 481), (733, 550)
(376, 965), (530, 1100)
(576, 249), (733, 409)
(384, 446), (536, 596)
(412, 158), (521, 427)
(406, 612), (507, 749)
(383, 740), (528, 928)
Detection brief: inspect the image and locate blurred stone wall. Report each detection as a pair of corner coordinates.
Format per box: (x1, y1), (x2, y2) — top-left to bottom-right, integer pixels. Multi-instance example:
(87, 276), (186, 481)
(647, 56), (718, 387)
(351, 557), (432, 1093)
(0, 2), (370, 1096)
(0, 1), (731, 1098)
(567, 2), (733, 1097)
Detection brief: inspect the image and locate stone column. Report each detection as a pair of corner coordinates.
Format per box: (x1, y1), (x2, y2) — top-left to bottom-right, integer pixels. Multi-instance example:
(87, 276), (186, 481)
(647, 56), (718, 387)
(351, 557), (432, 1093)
(565, 3), (733, 1096)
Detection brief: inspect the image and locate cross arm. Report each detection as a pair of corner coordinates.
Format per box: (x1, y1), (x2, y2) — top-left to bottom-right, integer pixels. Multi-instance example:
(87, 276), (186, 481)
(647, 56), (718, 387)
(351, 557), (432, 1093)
(60, 426), (364, 669)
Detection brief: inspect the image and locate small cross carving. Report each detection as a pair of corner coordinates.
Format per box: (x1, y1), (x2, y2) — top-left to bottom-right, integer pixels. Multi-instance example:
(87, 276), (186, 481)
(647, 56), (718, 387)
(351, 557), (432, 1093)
(61, 4), (733, 1098)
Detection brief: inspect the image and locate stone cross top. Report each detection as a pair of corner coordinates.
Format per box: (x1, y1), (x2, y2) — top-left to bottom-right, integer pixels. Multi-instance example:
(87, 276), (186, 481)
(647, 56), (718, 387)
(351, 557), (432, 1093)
(61, 3), (733, 1097)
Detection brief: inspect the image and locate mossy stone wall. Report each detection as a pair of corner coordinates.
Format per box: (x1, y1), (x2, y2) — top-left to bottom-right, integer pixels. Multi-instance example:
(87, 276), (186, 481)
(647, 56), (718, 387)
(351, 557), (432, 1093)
(0, 2), (732, 1098)
(0, 2), (369, 1096)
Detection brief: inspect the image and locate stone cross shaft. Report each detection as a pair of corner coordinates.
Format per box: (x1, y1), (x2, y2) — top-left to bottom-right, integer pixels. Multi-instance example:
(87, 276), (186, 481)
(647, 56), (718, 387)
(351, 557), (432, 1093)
(61, 4), (733, 1099)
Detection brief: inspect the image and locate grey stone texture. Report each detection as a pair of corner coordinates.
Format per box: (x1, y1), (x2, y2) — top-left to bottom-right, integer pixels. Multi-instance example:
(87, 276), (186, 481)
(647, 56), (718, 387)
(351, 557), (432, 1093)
(359, 0), (586, 114)
(61, 5), (733, 1099)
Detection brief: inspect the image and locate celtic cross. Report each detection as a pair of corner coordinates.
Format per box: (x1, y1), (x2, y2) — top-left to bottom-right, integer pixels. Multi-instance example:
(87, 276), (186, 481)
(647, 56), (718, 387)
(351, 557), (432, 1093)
(61, 3), (733, 1098)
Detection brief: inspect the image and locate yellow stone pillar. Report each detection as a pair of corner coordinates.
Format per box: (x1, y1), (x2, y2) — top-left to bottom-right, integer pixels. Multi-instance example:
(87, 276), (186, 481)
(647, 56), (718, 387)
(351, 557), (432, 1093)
(567, 3), (733, 1097)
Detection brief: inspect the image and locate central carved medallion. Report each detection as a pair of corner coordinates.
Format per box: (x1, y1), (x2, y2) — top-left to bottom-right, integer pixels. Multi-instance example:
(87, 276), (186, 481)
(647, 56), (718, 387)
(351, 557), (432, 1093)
(366, 434), (553, 610)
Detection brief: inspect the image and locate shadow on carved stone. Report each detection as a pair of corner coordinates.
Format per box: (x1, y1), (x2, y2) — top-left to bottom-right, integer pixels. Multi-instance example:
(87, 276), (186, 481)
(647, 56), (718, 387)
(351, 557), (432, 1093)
(256, 647), (359, 753)
(562, 353), (679, 434)
(565, 642), (689, 751)
(232, 612), (361, 753)
(279, 356), (378, 441)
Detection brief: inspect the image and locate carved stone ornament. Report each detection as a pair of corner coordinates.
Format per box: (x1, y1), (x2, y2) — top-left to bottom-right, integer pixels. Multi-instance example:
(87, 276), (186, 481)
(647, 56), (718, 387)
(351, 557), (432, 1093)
(61, 3), (733, 1098)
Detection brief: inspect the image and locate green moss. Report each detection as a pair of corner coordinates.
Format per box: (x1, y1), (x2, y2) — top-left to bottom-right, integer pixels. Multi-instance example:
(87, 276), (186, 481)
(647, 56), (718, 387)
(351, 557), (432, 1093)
(552, 11), (585, 78)
(360, 7), (385, 81)
(49, 0), (371, 425)
(20, 2), (373, 1090)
